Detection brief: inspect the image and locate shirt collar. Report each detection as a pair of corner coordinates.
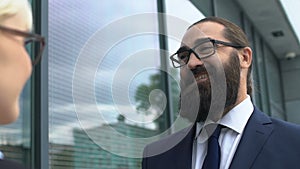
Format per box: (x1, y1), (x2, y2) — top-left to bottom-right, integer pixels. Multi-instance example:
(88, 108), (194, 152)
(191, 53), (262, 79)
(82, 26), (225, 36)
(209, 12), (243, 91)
(219, 95), (253, 134)
(195, 95), (253, 141)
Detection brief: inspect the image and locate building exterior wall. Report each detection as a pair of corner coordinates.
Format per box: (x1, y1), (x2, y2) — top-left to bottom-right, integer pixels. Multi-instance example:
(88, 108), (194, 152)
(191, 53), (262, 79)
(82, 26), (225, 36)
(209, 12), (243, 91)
(281, 56), (300, 124)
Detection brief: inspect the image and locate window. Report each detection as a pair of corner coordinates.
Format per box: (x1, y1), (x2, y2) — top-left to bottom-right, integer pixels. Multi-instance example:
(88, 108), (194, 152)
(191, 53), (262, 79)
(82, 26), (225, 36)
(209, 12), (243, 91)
(165, 0), (205, 130)
(48, 1), (171, 168)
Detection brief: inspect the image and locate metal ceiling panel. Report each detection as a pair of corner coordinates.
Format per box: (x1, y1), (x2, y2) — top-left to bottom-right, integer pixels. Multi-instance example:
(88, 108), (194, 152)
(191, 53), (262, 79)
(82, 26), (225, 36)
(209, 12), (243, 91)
(235, 0), (300, 59)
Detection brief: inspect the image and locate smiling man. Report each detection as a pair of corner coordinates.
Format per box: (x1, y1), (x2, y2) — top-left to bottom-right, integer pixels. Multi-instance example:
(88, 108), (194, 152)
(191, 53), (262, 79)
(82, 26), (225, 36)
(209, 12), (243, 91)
(142, 16), (300, 169)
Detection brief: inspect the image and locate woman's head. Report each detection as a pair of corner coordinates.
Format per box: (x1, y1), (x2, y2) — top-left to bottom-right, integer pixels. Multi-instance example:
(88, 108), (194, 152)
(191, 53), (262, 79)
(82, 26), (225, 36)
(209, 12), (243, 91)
(0, 0), (32, 30)
(0, 0), (33, 124)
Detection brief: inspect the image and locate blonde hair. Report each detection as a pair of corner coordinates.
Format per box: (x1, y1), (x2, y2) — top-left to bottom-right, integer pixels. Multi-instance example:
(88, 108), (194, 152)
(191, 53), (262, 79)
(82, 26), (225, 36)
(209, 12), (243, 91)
(0, 0), (32, 30)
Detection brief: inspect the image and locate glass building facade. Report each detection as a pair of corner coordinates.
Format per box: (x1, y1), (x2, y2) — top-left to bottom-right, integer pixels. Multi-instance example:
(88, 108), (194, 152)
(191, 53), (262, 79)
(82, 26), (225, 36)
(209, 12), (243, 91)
(0, 0), (299, 168)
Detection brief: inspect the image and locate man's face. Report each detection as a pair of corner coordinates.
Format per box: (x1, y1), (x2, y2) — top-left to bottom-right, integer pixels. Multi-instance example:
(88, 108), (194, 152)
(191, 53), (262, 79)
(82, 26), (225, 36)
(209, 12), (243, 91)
(179, 21), (241, 122)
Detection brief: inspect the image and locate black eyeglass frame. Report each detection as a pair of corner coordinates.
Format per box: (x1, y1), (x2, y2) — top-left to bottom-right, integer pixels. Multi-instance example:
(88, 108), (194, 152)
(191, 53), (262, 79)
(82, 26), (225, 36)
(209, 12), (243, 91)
(0, 25), (45, 66)
(170, 38), (245, 68)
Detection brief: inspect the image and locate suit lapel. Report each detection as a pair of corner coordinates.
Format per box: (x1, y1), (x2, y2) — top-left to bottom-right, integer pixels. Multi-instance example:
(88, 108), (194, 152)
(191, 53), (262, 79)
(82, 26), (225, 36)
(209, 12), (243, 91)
(170, 124), (196, 169)
(229, 107), (273, 169)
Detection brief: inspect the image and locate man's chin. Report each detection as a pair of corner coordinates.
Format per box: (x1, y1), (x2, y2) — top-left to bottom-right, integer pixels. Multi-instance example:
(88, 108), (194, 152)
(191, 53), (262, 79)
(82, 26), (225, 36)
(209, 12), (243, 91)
(197, 79), (211, 90)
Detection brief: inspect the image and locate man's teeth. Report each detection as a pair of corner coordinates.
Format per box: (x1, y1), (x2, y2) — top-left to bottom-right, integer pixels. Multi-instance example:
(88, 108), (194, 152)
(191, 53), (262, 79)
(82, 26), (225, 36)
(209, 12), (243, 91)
(196, 74), (208, 81)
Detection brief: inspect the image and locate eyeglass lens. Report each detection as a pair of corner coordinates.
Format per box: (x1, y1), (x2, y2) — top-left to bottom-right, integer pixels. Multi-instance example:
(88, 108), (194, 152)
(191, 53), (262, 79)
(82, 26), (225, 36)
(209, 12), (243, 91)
(25, 39), (43, 65)
(173, 40), (215, 67)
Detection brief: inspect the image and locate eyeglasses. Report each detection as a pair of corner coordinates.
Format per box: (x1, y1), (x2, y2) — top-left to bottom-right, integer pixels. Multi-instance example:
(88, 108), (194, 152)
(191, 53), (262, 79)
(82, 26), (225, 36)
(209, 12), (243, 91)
(0, 25), (45, 66)
(170, 38), (245, 68)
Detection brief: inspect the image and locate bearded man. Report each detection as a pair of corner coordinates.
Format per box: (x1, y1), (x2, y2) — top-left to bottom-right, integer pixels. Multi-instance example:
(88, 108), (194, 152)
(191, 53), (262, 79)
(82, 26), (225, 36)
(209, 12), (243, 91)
(142, 16), (300, 169)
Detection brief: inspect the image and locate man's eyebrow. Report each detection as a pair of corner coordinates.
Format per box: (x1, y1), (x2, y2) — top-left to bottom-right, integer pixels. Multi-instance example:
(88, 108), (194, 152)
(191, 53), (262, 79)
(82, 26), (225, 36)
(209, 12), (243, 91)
(179, 38), (210, 49)
(194, 38), (210, 46)
(177, 46), (190, 52)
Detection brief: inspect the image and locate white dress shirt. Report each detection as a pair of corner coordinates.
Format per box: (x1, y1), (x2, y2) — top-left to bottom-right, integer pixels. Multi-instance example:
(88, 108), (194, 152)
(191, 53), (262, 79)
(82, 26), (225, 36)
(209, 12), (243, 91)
(193, 95), (254, 169)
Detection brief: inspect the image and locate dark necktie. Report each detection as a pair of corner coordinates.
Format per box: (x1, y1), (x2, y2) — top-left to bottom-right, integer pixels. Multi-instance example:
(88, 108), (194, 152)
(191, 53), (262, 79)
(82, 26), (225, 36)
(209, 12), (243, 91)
(202, 125), (221, 169)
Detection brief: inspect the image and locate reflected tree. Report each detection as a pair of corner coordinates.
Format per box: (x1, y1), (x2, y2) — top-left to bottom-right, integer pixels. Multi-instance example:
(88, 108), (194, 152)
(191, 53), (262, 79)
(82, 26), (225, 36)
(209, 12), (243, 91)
(134, 69), (180, 131)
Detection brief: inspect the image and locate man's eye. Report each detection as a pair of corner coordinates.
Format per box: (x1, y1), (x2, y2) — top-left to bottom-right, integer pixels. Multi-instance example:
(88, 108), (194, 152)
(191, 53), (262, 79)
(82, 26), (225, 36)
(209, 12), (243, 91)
(195, 43), (214, 55)
(177, 51), (189, 61)
(197, 46), (212, 53)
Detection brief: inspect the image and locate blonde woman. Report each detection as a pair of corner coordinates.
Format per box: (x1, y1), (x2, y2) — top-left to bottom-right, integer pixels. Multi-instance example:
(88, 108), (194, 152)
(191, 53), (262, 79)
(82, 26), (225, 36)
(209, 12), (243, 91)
(0, 0), (45, 168)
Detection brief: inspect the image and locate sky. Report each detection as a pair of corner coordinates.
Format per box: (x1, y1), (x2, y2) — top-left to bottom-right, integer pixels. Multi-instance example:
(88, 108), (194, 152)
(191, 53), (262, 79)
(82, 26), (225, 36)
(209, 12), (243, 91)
(280, 0), (300, 43)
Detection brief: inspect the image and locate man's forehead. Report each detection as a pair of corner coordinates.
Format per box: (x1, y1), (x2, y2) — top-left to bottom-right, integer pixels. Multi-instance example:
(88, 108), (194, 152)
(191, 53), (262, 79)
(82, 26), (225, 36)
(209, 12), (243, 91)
(181, 26), (205, 46)
(181, 22), (224, 47)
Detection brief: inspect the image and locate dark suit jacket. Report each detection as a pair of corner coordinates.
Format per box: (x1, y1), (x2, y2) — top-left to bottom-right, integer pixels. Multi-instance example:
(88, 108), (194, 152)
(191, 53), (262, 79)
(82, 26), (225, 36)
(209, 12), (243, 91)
(0, 159), (27, 169)
(142, 107), (300, 169)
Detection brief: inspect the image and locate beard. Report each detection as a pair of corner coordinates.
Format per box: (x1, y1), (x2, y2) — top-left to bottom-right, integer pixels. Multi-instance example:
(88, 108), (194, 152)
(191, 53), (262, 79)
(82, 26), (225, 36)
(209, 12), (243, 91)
(179, 50), (241, 122)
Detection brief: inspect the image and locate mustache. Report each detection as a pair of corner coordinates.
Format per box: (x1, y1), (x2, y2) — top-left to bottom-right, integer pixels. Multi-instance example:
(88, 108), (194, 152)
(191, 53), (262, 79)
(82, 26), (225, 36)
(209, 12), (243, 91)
(191, 65), (207, 75)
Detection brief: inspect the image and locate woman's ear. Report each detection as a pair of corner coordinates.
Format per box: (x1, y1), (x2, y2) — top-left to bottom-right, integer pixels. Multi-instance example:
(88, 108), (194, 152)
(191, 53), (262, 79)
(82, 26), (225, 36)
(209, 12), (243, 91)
(239, 47), (252, 69)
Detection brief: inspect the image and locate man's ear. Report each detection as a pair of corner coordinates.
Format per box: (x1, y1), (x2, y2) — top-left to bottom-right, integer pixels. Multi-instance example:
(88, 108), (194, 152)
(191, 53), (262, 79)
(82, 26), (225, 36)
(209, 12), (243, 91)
(239, 47), (252, 69)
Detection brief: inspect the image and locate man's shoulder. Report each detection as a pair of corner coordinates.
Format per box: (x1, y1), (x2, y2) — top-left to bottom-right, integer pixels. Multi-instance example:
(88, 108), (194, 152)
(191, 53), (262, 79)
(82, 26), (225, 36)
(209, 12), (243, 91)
(270, 116), (300, 133)
(143, 125), (194, 157)
(253, 107), (300, 139)
(148, 125), (192, 145)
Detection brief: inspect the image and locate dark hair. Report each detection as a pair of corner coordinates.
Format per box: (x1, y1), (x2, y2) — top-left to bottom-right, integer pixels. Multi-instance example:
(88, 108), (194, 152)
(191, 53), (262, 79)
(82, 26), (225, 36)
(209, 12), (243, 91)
(190, 16), (253, 97)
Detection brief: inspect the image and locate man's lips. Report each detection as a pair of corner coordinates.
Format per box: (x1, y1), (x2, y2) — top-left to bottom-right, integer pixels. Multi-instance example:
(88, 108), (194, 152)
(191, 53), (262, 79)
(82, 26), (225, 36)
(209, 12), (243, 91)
(195, 73), (209, 82)
(192, 66), (209, 83)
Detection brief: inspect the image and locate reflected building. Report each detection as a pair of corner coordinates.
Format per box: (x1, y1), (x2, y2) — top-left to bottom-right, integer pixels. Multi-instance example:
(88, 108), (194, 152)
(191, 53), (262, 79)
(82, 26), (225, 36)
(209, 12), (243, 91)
(72, 115), (157, 169)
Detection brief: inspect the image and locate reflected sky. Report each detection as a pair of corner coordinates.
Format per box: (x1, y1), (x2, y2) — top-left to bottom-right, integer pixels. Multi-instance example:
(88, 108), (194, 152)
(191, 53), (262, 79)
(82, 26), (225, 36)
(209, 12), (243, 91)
(49, 0), (159, 145)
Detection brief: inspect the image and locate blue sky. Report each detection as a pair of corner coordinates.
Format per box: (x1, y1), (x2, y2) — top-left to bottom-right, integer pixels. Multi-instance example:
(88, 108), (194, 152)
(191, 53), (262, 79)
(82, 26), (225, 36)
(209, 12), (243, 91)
(280, 0), (300, 43)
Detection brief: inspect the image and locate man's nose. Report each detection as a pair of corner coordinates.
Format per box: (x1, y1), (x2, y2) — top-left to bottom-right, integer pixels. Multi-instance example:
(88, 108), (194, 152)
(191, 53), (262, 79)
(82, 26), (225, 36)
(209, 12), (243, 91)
(187, 53), (204, 69)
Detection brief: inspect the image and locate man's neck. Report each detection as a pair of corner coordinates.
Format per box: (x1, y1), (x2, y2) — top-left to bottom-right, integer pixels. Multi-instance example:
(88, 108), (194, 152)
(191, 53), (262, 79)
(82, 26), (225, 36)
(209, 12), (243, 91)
(222, 93), (248, 118)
